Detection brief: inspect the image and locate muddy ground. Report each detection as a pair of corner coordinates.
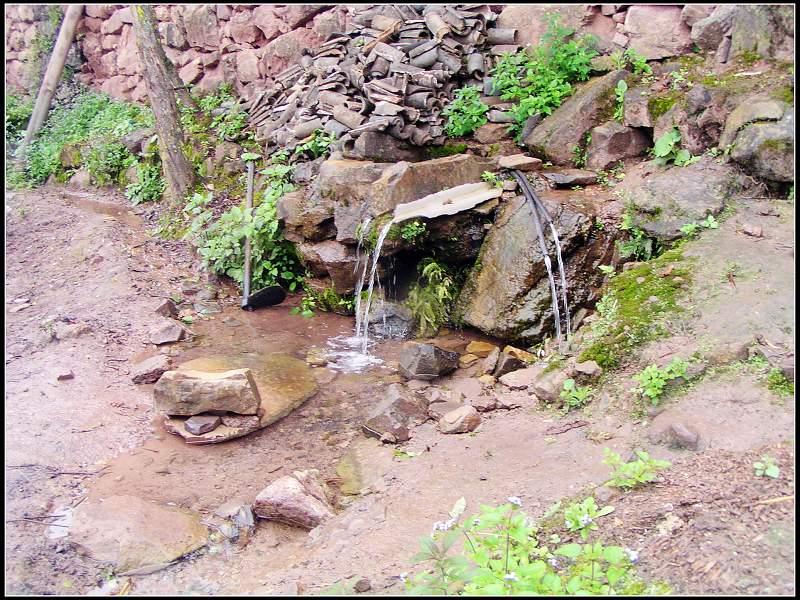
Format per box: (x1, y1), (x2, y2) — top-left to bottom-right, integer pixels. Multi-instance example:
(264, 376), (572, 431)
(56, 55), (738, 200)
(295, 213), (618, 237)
(4, 185), (795, 595)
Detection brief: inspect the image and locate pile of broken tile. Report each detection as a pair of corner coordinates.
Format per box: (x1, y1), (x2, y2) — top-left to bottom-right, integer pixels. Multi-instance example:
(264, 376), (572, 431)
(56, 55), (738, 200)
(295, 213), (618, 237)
(242, 4), (519, 156)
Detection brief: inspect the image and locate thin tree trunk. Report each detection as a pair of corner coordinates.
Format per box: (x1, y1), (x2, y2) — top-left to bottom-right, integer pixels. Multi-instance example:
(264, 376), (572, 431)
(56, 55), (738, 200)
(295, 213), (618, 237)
(131, 4), (195, 203)
(18, 4), (84, 156)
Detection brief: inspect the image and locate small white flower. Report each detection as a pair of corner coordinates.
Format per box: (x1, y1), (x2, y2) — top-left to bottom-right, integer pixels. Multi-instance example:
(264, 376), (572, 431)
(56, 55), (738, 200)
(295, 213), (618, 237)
(625, 548), (639, 564)
(579, 515), (593, 527)
(507, 496), (523, 507)
(504, 572), (518, 581)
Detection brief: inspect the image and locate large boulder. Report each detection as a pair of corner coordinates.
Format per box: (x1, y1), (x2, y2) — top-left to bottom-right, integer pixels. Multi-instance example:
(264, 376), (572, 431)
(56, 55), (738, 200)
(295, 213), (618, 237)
(619, 158), (751, 241)
(295, 240), (358, 294)
(455, 192), (617, 345)
(153, 368), (262, 416)
(277, 189), (337, 243)
(254, 470), (334, 529)
(586, 121), (650, 170)
(623, 5), (693, 59)
(496, 4), (584, 48)
(524, 70), (629, 165)
(652, 85), (730, 156)
(398, 343), (460, 380)
(730, 112), (794, 184)
(181, 4), (220, 50)
(691, 5), (738, 51)
(362, 383), (429, 442)
(70, 495), (208, 575)
(729, 5), (795, 62)
(719, 99), (789, 149)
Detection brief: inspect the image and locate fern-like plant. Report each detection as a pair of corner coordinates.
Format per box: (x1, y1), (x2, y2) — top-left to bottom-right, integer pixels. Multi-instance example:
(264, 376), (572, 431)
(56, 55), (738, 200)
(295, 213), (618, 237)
(406, 259), (457, 337)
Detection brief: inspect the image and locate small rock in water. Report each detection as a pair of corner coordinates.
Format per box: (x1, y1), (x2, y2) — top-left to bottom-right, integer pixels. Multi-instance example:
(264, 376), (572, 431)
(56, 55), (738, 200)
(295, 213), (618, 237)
(184, 415), (222, 435)
(439, 405), (481, 434)
(398, 342), (459, 380)
(306, 347), (329, 367)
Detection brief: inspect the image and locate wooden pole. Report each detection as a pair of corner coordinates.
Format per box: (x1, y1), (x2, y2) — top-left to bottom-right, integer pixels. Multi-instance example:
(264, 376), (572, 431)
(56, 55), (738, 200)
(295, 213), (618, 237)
(19, 5), (84, 156)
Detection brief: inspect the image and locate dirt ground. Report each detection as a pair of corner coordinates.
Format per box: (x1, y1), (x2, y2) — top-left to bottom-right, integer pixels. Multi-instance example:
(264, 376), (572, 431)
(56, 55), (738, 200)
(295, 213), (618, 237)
(4, 185), (795, 595)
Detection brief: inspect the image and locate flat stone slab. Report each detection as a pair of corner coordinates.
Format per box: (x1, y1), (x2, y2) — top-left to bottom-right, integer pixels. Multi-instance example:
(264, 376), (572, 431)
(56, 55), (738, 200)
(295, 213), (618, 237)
(542, 169), (599, 187)
(154, 368), (262, 416)
(70, 495), (208, 575)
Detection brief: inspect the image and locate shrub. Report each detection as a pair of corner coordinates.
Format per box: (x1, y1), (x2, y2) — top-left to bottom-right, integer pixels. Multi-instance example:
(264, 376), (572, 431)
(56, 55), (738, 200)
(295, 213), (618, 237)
(406, 259), (457, 337)
(651, 127), (700, 167)
(603, 448), (671, 490)
(84, 141), (135, 186)
(442, 86), (489, 137)
(125, 163), (166, 204)
(632, 358), (688, 405)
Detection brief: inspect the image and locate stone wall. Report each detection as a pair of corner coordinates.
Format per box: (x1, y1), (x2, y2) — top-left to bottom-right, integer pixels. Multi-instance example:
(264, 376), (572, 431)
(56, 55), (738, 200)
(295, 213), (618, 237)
(5, 4), (351, 102)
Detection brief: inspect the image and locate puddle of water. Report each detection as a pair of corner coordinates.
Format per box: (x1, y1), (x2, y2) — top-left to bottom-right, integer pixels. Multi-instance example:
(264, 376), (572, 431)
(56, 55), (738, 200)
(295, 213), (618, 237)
(324, 335), (384, 373)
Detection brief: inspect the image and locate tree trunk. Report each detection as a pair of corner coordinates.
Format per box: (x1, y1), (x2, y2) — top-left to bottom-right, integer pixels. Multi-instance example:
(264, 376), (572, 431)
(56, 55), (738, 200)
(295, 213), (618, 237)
(131, 4), (195, 203)
(18, 5), (84, 157)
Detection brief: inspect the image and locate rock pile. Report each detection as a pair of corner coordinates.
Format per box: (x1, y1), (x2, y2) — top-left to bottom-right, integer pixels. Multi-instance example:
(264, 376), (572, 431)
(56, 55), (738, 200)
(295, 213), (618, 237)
(242, 4), (518, 154)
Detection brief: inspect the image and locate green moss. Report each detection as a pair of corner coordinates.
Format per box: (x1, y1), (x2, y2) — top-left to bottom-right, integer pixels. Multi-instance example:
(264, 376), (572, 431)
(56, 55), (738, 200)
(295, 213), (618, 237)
(738, 49), (762, 67)
(766, 368), (794, 397)
(578, 248), (693, 370)
(770, 86), (794, 104)
(760, 137), (790, 152)
(647, 92), (681, 120)
(426, 143), (468, 159)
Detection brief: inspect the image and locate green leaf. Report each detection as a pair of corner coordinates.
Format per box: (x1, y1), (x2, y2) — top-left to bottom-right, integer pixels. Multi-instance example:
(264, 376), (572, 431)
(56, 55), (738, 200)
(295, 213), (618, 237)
(765, 464), (780, 478)
(241, 152), (261, 162)
(602, 546), (625, 564)
(555, 543), (582, 558)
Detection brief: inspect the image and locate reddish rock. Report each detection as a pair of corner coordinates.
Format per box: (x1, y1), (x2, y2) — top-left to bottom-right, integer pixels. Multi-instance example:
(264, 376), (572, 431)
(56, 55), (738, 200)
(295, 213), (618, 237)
(182, 4), (221, 50)
(116, 26), (140, 76)
(439, 405), (481, 434)
(254, 471), (334, 529)
(158, 22), (188, 49)
(85, 5), (114, 19)
(116, 7), (133, 24)
(101, 34), (121, 51)
(131, 354), (172, 385)
(179, 59), (204, 85)
(498, 154), (542, 172)
(100, 10), (125, 35)
(216, 5), (233, 21)
(586, 121), (650, 170)
(236, 49), (260, 83)
(623, 5), (692, 59)
(228, 10), (261, 45)
(184, 414), (222, 435)
(83, 17), (102, 33)
(260, 28), (323, 79)
(252, 6), (285, 43)
(101, 75), (136, 99)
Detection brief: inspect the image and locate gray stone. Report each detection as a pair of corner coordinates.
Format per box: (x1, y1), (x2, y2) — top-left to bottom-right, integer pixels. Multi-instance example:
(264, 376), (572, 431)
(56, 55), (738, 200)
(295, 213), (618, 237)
(131, 354), (172, 384)
(586, 121), (650, 171)
(438, 405), (481, 434)
(621, 158), (750, 241)
(525, 70), (629, 165)
(730, 112), (794, 183)
(719, 99), (788, 149)
(277, 189), (337, 243)
(498, 364), (543, 390)
(342, 131), (425, 162)
(480, 346), (501, 375)
(398, 343), (459, 380)
(153, 368), (262, 416)
(455, 194), (616, 345)
(362, 384), (429, 442)
(54, 321), (91, 340)
(149, 320), (189, 345)
(295, 241), (358, 294)
(493, 353), (526, 378)
(254, 471), (334, 529)
(728, 5), (795, 61)
(691, 5), (737, 51)
(681, 5), (715, 28)
(531, 369), (569, 403)
(367, 301), (414, 339)
(292, 156), (325, 185)
(120, 128), (155, 155)
(184, 414), (222, 435)
(475, 123), (513, 144)
(541, 169), (599, 187)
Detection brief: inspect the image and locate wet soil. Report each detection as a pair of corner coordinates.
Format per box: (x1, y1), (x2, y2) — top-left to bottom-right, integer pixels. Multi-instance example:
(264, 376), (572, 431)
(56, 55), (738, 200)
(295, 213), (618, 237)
(4, 184), (795, 596)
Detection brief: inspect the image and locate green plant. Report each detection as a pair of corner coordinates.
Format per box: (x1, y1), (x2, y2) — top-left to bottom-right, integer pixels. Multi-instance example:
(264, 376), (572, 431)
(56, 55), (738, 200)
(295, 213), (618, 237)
(572, 142), (588, 168)
(442, 85), (489, 137)
(680, 214), (719, 238)
(481, 171), (503, 188)
(679, 222), (699, 237)
(766, 368), (794, 397)
(293, 128), (336, 160)
(292, 286), (356, 318)
(617, 208), (656, 261)
(624, 49), (652, 76)
(125, 163), (166, 204)
(596, 162), (625, 188)
(400, 219), (427, 244)
(632, 358), (688, 405)
(5, 94), (34, 142)
(84, 141), (135, 186)
(211, 107), (250, 141)
(603, 448), (671, 490)
(406, 499), (667, 595)
(560, 379), (593, 411)
(491, 15), (597, 137)
(613, 80), (628, 122)
(197, 82), (235, 112)
(563, 498), (614, 540)
(609, 50), (626, 70)
(651, 127), (700, 167)
(598, 265), (616, 277)
(753, 455), (780, 479)
(406, 259), (457, 337)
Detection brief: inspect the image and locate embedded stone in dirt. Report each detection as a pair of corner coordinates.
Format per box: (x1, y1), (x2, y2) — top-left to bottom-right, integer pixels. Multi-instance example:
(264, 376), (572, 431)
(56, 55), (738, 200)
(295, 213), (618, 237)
(471, 395), (498, 412)
(459, 354), (479, 368)
(574, 360), (603, 379)
(742, 224), (764, 238)
(438, 405), (481, 434)
(130, 354), (172, 384)
(502, 345), (536, 363)
(254, 470), (334, 529)
(69, 495), (208, 575)
(398, 342), (459, 380)
(153, 298), (179, 318)
(149, 319), (189, 345)
(153, 368), (262, 416)
(164, 414), (261, 445)
(466, 341), (498, 358)
(362, 384), (429, 443)
(57, 371), (75, 381)
(531, 369), (570, 403)
(184, 414), (222, 435)
(498, 364), (544, 390)
(54, 321), (91, 340)
(335, 437), (395, 496)
(541, 169), (599, 187)
(648, 418), (702, 451)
